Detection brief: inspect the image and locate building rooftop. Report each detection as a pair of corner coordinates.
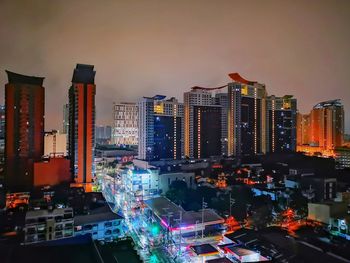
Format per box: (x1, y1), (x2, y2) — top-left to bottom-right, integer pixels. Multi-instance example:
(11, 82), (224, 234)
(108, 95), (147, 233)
(26, 208), (73, 220)
(205, 258), (233, 263)
(6, 70), (44, 86)
(313, 99), (342, 109)
(190, 243), (219, 256)
(228, 72), (257, 85)
(72, 64), (95, 84)
(95, 144), (137, 153)
(144, 197), (224, 229)
(74, 205), (123, 226)
(225, 246), (259, 257)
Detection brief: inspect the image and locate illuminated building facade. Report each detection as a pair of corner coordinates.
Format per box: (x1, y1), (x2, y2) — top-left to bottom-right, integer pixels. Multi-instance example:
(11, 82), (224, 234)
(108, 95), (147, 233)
(266, 95), (297, 152)
(334, 147), (350, 169)
(44, 130), (67, 156)
(122, 168), (159, 205)
(6, 192), (30, 209)
(297, 112), (310, 146)
(193, 105), (222, 158)
(310, 100), (344, 150)
(68, 64), (96, 191)
(138, 96), (183, 161)
(113, 102), (138, 145)
(215, 93), (229, 156)
(5, 71), (45, 191)
(184, 89), (216, 158)
(297, 100), (345, 157)
(228, 73), (267, 157)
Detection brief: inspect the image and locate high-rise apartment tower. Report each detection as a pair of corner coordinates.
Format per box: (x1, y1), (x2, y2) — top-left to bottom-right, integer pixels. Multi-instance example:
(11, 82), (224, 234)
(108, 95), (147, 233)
(5, 71), (45, 190)
(68, 64), (96, 191)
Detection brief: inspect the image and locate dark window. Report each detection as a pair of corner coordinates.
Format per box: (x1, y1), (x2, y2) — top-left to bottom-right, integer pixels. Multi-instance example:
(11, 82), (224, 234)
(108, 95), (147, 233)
(38, 217), (46, 223)
(64, 213), (73, 219)
(104, 222), (112, 228)
(55, 216), (63, 222)
(83, 224), (93, 231)
(25, 219), (37, 224)
(27, 227), (36, 234)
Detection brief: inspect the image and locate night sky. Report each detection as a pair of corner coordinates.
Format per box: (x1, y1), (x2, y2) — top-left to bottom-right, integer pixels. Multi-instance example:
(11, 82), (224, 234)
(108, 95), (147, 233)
(1, 0), (349, 132)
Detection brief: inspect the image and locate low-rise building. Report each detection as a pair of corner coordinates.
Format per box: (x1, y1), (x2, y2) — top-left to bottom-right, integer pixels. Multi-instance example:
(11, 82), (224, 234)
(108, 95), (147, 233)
(284, 169), (337, 202)
(74, 205), (124, 242)
(251, 185), (284, 201)
(157, 171), (195, 194)
(308, 202), (348, 224)
(121, 168), (159, 205)
(300, 177), (337, 201)
(328, 217), (350, 241)
(95, 144), (137, 164)
(334, 147), (350, 169)
(24, 208), (74, 244)
(144, 197), (225, 243)
(121, 164), (195, 197)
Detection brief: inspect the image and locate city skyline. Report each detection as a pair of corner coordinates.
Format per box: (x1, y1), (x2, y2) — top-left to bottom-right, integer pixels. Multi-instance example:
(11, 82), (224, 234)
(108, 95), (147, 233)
(1, 0), (350, 132)
(1, 2), (350, 261)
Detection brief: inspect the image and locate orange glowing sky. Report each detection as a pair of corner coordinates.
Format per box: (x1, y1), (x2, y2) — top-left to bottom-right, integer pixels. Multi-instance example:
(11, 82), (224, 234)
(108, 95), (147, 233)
(1, 0), (349, 132)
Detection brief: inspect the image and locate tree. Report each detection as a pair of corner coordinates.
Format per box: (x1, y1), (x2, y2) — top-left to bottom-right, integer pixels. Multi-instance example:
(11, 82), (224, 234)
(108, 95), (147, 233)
(248, 195), (274, 229)
(250, 205), (273, 230)
(210, 195), (229, 214)
(165, 180), (188, 206)
(289, 188), (308, 218)
(169, 180), (187, 191)
(225, 186), (255, 222)
(231, 185), (254, 205)
(196, 186), (217, 202)
(165, 188), (186, 206)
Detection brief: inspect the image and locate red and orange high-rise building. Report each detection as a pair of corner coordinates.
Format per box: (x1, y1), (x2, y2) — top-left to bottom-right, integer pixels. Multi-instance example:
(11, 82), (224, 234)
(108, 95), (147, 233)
(68, 64), (96, 192)
(297, 99), (344, 156)
(309, 100), (344, 150)
(5, 71), (45, 191)
(296, 112), (310, 146)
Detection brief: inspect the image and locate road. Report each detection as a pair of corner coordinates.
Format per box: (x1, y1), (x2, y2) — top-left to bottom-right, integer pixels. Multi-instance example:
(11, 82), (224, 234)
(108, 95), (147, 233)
(98, 172), (182, 263)
(96, 169), (237, 263)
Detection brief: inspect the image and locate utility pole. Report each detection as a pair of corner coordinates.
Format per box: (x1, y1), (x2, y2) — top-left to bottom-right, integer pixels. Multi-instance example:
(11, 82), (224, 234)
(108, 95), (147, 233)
(195, 220), (199, 243)
(174, 210), (183, 256)
(202, 198), (207, 239)
(163, 207), (173, 246)
(179, 210), (182, 256)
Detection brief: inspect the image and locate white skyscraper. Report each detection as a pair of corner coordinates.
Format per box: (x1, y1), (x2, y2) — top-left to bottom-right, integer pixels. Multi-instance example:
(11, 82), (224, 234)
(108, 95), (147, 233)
(138, 96), (184, 161)
(112, 102), (138, 145)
